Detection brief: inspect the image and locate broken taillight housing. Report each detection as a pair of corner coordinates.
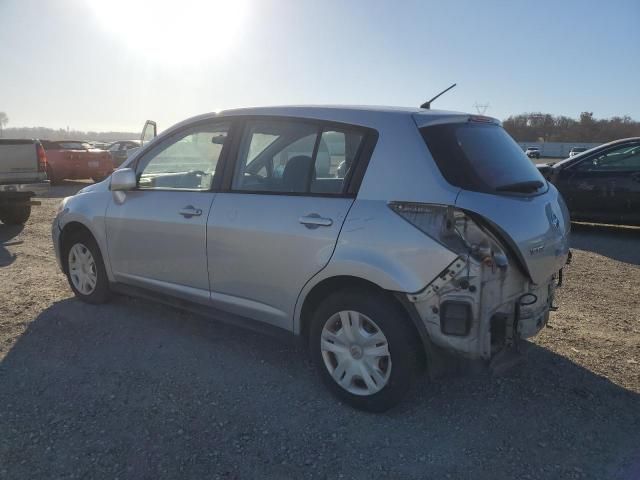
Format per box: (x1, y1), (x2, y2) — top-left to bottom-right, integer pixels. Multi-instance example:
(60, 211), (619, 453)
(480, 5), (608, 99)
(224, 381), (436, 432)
(388, 202), (508, 268)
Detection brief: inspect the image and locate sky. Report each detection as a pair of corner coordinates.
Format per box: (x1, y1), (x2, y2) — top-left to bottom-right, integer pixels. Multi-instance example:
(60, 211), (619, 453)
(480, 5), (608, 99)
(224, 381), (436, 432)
(0, 0), (638, 132)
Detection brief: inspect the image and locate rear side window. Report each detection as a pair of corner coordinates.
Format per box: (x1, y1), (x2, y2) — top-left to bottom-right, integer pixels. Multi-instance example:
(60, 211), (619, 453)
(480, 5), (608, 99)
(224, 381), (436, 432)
(232, 119), (366, 195)
(420, 123), (546, 194)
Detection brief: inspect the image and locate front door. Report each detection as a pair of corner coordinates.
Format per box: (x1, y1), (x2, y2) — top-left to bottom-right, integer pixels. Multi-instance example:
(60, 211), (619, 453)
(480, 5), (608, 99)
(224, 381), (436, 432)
(105, 121), (231, 303)
(207, 118), (370, 330)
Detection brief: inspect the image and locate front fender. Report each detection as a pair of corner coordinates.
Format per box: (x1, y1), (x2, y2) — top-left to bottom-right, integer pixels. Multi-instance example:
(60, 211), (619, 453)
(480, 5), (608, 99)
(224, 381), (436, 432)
(56, 188), (114, 281)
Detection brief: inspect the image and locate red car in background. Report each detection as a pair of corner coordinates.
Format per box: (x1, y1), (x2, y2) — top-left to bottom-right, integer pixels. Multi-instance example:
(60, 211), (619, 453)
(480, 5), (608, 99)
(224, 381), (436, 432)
(41, 141), (113, 184)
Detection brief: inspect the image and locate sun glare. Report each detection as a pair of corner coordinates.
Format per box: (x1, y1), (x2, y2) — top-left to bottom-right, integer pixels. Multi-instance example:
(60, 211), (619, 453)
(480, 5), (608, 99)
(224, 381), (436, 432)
(87, 0), (249, 65)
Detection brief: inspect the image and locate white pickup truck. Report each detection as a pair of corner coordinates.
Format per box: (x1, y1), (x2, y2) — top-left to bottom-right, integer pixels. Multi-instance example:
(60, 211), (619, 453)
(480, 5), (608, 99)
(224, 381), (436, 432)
(0, 139), (49, 224)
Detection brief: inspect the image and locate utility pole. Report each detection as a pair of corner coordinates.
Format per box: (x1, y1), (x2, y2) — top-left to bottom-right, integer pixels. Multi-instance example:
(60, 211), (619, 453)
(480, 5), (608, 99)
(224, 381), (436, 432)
(473, 102), (490, 115)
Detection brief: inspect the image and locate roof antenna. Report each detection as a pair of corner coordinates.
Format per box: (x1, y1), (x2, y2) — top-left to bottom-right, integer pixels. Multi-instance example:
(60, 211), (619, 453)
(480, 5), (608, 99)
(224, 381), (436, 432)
(420, 83), (457, 109)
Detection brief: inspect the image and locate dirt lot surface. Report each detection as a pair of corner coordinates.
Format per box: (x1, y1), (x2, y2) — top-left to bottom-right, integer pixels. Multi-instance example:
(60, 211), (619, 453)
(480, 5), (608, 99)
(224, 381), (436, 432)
(1, 181), (639, 479)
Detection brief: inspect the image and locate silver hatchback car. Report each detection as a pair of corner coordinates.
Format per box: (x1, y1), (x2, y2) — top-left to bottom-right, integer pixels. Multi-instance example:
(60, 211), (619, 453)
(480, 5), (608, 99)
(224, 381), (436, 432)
(53, 106), (570, 411)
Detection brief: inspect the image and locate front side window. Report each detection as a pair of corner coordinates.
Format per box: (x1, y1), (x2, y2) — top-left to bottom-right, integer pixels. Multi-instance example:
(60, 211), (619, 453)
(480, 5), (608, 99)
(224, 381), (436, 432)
(574, 143), (640, 172)
(232, 119), (365, 195)
(137, 123), (229, 191)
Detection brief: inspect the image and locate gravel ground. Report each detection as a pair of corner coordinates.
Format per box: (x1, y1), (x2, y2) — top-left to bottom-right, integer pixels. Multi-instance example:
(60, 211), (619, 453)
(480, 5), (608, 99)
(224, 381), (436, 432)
(0, 181), (639, 480)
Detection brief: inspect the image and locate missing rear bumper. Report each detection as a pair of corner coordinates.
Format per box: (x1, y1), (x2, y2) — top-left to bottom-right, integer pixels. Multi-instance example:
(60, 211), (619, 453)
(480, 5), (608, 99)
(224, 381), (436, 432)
(409, 255), (559, 361)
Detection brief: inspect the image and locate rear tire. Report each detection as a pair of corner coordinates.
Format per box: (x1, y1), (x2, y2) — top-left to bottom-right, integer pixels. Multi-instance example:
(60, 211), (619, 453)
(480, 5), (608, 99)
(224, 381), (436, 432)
(0, 205), (31, 225)
(309, 289), (419, 412)
(63, 231), (111, 304)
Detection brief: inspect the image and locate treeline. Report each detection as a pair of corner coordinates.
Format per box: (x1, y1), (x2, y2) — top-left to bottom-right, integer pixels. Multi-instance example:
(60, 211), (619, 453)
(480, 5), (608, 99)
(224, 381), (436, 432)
(3, 112), (639, 144)
(503, 112), (640, 143)
(1, 126), (138, 143)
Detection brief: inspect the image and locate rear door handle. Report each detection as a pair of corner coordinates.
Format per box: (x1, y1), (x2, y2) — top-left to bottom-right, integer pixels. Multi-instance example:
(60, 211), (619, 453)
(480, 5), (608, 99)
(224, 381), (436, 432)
(179, 205), (202, 218)
(299, 213), (333, 228)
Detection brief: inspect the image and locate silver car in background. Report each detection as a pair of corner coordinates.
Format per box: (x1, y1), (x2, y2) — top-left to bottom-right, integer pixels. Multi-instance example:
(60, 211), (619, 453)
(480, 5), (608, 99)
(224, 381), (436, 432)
(52, 106), (570, 411)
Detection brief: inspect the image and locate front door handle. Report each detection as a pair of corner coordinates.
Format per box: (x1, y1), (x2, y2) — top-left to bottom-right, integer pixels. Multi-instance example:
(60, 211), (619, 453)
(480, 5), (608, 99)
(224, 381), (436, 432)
(299, 213), (333, 228)
(179, 205), (202, 218)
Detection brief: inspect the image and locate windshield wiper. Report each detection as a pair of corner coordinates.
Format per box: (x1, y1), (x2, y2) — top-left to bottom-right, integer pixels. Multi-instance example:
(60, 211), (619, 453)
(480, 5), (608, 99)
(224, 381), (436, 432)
(495, 180), (544, 193)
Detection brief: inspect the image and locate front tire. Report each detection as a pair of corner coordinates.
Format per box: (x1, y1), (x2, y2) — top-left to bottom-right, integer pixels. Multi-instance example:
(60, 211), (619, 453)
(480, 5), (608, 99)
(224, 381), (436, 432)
(309, 289), (419, 412)
(0, 205), (31, 225)
(63, 231), (110, 304)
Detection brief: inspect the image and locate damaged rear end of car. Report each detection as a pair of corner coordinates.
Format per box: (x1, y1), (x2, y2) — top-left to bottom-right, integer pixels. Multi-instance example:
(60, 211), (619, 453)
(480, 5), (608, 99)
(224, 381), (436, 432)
(397, 113), (571, 364)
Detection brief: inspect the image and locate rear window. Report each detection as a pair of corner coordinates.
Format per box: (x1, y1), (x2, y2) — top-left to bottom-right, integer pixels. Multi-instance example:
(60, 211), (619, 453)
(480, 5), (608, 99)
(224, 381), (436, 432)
(420, 123), (546, 194)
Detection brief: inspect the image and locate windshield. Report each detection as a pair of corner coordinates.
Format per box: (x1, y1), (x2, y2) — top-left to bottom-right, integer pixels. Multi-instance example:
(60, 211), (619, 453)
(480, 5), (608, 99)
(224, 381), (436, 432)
(420, 122), (546, 194)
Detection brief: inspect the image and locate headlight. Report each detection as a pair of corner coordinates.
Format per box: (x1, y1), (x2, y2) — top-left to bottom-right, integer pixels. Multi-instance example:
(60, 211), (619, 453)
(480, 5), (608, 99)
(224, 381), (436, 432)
(388, 202), (508, 270)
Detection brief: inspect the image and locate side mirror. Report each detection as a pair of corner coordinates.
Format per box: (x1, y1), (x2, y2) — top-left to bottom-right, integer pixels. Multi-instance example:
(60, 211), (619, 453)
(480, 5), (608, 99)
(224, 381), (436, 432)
(141, 120), (157, 146)
(111, 168), (136, 191)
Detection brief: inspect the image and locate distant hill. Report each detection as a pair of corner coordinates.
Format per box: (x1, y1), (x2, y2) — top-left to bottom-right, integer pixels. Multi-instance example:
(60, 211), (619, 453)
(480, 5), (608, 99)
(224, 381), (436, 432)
(1, 127), (139, 143)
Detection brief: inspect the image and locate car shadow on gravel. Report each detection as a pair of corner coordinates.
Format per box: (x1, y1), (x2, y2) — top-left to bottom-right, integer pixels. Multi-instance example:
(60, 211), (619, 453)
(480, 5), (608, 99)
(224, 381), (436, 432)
(570, 223), (640, 266)
(1, 296), (639, 480)
(0, 224), (23, 267)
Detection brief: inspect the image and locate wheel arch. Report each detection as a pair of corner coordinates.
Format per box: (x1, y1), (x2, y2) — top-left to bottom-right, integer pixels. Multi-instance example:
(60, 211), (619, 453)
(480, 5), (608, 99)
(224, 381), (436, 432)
(296, 275), (430, 370)
(59, 221), (99, 274)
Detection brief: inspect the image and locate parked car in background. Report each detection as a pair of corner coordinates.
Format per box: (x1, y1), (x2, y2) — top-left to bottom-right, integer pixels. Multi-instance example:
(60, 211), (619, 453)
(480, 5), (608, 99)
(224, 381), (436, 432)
(88, 141), (111, 150)
(569, 146), (589, 157)
(53, 106), (570, 412)
(525, 146), (541, 159)
(42, 140), (113, 184)
(538, 137), (640, 225)
(107, 140), (141, 167)
(0, 139), (49, 224)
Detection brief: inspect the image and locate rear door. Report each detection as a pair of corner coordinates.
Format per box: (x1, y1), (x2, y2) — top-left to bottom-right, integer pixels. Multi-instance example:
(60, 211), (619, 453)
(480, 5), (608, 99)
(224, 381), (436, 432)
(207, 117), (374, 330)
(105, 120), (232, 303)
(0, 140), (39, 183)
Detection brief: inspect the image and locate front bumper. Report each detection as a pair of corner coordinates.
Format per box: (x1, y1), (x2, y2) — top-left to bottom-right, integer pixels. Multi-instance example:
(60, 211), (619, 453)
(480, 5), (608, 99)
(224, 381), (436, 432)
(0, 181), (50, 196)
(408, 254), (561, 361)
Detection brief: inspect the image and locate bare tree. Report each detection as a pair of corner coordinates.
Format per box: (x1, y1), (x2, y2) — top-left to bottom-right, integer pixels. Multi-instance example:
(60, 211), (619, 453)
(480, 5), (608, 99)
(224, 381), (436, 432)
(0, 112), (8, 137)
(503, 112), (640, 143)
